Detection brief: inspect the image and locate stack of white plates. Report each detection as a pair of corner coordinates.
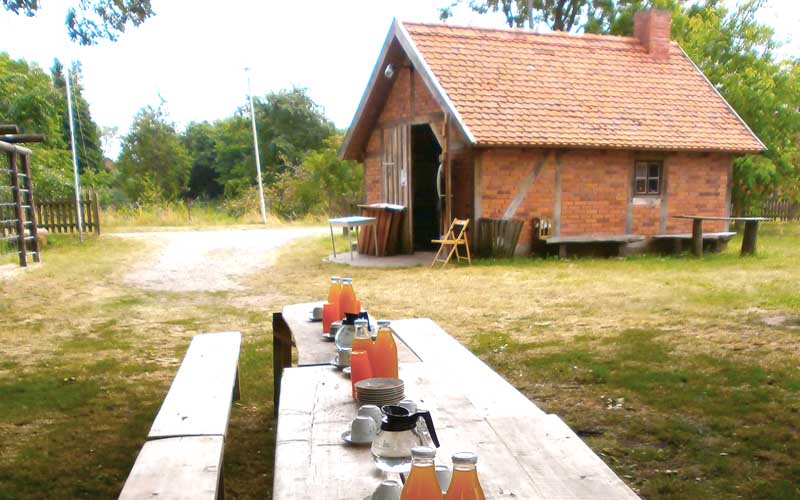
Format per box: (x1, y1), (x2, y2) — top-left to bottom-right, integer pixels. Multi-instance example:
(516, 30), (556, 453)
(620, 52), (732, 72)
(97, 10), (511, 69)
(355, 378), (405, 406)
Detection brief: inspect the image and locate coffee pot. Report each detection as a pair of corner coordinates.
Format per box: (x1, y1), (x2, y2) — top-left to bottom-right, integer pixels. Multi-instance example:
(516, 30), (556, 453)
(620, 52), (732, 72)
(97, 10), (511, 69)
(334, 313), (359, 350)
(370, 405), (440, 473)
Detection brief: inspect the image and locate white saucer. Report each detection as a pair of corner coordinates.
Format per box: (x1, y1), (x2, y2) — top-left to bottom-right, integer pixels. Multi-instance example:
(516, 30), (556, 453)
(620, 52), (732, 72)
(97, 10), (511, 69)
(307, 316), (322, 322)
(321, 332), (335, 341)
(341, 430), (372, 446)
(343, 366), (351, 377)
(330, 358), (349, 370)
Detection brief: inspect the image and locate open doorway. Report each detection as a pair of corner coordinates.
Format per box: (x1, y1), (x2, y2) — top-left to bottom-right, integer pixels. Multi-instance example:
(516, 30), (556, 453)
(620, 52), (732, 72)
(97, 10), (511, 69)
(411, 124), (442, 251)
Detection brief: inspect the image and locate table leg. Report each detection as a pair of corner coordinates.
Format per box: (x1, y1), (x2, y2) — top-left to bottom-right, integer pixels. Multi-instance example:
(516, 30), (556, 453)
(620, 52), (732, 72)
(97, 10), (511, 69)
(348, 225), (353, 260)
(741, 220), (759, 256)
(329, 224), (337, 258)
(355, 226), (360, 255)
(691, 219), (703, 257)
(272, 312), (293, 417)
(373, 223), (378, 256)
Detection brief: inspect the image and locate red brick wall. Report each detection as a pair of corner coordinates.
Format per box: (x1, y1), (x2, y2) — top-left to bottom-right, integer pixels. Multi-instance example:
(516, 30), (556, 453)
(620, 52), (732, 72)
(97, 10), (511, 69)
(560, 150), (630, 236)
(666, 153), (731, 233)
(477, 148), (732, 252)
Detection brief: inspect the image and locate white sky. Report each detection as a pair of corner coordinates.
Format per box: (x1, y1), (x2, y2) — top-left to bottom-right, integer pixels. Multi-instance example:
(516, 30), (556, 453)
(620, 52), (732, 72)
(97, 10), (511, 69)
(0, 0), (797, 159)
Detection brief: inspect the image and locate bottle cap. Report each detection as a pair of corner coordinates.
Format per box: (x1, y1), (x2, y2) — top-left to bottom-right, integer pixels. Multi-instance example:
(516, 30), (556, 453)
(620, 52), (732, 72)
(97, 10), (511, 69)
(411, 446), (436, 459)
(452, 452), (478, 465)
(354, 318), (368, 326)
(330, 276), (340, 283)
(377, 320), (391, 327)
(342, 277), (353, 284)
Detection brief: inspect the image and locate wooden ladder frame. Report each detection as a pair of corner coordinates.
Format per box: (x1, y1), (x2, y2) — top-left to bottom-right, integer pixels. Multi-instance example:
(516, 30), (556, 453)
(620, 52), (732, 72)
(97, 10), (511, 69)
(1, 141), (41, 267)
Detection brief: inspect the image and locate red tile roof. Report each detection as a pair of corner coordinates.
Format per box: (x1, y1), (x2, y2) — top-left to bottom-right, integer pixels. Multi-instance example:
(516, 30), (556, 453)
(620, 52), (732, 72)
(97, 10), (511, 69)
(402, 22), (764, 153)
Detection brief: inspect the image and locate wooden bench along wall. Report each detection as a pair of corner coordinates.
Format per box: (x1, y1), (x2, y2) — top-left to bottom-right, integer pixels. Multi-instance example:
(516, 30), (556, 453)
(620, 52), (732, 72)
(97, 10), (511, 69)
(119, 332), (241, 500)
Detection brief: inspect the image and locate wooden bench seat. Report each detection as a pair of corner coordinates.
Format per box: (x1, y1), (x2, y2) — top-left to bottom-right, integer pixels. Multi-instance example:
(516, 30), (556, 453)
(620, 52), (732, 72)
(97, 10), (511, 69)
(149, 331), (242, 439)
(545, 234), (646, 258)
(119, 436), (224, 500)
(120, 331), (241, 500)
(653, 231), (736, 240)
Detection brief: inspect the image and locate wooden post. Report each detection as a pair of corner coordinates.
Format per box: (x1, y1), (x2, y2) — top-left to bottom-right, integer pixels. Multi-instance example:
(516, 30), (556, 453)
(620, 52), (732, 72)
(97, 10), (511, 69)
(92, 189), (100, 235)
(272, 312), (293, 416)
(9, 152), (27, 266)
(691, 218), (703, 257)
(741, 220), (759, 256)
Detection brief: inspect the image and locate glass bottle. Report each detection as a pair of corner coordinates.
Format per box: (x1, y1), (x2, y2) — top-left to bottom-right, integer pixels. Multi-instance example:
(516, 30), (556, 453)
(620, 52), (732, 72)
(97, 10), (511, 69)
(339, 277), (358, 316)
(326, 276), (342, 318)
(444, 452), (485, 500)
(351, 319), (374, 360)
(401, 446), (443, 500)
(351, 319), (374, 398)
(372, 319), (398, 378)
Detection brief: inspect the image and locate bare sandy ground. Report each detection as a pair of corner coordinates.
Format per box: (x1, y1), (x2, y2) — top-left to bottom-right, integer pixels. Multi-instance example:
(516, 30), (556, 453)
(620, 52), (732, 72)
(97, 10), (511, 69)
(114, 227), (325, 292)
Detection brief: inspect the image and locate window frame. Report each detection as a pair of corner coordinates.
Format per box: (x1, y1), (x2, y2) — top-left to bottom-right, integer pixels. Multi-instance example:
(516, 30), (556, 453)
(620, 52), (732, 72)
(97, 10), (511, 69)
(633, 160), (663, 197)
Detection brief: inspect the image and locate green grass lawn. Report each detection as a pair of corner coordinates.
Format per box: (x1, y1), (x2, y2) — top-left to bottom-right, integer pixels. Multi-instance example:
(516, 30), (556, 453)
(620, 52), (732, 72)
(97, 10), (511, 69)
(1, 224), (798, 499)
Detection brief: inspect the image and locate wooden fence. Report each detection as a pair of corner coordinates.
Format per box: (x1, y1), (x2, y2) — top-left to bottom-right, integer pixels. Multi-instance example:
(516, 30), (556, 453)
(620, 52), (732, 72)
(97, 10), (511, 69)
(742, 199), (800, 221)
(37, 190), (100, 235)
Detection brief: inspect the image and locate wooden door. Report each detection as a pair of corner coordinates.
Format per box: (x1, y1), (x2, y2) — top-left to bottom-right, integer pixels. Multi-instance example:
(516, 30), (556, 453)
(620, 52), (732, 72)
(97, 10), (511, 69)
(382, 125), (412, 253)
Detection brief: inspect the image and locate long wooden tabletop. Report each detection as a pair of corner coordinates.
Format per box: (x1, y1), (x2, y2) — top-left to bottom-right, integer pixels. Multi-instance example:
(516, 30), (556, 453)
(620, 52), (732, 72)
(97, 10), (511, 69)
(280, 302), (419, 366)
(273, 309), (640, 499)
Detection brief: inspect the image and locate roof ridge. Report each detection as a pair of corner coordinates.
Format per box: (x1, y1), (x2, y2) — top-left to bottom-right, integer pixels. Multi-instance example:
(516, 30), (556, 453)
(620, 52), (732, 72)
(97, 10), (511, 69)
(400, 20), (647, 44)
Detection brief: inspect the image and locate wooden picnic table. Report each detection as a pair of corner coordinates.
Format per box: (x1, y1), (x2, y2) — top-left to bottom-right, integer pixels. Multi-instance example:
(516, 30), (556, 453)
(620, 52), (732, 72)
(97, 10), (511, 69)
(272, 303), (640, 499)
(672, 215), (770, 257)
(328, 216), (379, 259)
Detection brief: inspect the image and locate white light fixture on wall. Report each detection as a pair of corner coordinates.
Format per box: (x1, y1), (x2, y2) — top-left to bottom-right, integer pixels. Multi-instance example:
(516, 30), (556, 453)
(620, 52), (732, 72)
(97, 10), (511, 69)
(384, 64), (395, 79)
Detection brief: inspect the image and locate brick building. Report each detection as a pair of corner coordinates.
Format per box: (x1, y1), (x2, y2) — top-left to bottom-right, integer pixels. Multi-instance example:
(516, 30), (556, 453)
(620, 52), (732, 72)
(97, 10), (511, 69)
(339, 10), (765, 255)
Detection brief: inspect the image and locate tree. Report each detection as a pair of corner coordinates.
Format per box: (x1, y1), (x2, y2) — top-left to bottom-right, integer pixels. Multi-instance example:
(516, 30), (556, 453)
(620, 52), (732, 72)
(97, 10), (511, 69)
(182, 121), (223, 199)
(211, 87), (336, 198)
(1, 0), (154, 45)
(116, 104), (191, 203)
(51, 59), (104, 173)
(439, 0), (591, 31)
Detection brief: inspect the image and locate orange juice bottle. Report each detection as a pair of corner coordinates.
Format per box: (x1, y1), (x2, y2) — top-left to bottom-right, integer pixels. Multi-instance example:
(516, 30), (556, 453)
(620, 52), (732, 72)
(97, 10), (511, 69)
(339, 277), (358, 316)
(351, 319), (374, 361)
(444, 452), (485, 500)
(372, 320), (398, 378)
(327, 276), (342, 316)
(401, 447), (443, 500)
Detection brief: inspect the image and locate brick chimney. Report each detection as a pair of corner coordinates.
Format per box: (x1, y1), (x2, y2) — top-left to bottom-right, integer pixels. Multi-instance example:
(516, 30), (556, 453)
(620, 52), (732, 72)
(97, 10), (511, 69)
(633, 9), (671, 61)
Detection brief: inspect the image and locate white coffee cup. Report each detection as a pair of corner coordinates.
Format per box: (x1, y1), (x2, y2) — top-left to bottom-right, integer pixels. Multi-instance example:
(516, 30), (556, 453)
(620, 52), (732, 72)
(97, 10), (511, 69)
(350, 415), (377, 443)
(398, 399), (417, 414)
(358, 404), (383, 427)
(372, 479), (402, 500)
(311, 306), (323, 320)
(336, 348), (351, 367)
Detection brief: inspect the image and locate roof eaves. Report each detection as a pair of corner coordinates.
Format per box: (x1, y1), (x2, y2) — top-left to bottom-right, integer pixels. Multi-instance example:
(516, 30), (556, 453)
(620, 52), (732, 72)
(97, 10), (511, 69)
(338, 19), (399, 160)
(676, 44), (767, 153)
(395, 20), (476, 144)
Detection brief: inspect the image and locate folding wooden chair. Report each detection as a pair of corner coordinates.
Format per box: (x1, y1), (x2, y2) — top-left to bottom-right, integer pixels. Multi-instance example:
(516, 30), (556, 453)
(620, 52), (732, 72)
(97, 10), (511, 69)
(431, 218), (472, 267)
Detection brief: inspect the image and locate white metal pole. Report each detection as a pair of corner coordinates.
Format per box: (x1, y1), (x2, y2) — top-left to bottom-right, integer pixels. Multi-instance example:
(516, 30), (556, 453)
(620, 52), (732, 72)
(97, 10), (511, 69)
(65, 68), (84, 242)
(246, 68), (268, 225)
(527, 0), (534, 29)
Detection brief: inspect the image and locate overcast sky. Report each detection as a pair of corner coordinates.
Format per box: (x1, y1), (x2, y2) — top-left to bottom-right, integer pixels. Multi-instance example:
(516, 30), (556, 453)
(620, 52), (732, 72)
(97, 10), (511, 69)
(1, 0), (797, 158)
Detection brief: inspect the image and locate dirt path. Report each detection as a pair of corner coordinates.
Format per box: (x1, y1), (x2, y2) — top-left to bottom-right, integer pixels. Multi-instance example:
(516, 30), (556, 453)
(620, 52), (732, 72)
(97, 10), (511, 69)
(113, 227), (325, 292)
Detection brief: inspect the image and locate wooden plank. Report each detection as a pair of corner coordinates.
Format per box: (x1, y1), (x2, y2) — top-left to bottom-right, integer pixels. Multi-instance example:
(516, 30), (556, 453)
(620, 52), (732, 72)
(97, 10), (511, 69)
(91, 189), (101, 235)
(391, 318), (545, 418)
(546, 235), (645, 244)
(282, 302), (419, 367)
(487, 415), (640, 499)
(118, 436), (223, 500)
(148, 332), (241, 439)
(21, 155), (40, 262)
(653, 232), (736, 240)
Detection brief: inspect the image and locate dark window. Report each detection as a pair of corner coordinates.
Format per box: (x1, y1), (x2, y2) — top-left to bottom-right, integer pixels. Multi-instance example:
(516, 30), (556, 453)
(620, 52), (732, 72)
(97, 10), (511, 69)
(634, 161), (662, 195)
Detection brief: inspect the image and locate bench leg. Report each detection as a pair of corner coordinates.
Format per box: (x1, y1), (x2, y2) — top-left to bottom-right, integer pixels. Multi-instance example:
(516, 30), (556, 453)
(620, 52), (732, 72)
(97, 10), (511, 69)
(741, 220), (759, 256)
(233, 364), (241, 401)
(559, 243), (567, 259)
(272, 312), (293, 417)
(217, 461), (225, 500)
(691, 219), (703, 257)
